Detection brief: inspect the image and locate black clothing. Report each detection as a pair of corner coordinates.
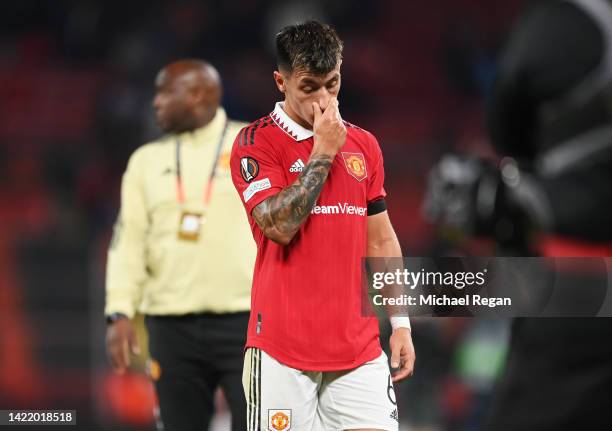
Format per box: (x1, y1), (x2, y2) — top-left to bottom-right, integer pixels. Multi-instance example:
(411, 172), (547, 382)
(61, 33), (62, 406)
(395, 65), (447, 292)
(485, 1), (612, 429)
(146, 312), (249, 431)
(487, 0), (612, 242)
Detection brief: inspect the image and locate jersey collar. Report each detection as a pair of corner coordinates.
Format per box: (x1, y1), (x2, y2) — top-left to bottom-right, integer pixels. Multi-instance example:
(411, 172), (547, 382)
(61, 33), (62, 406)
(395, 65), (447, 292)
(270, 102), (314, 141)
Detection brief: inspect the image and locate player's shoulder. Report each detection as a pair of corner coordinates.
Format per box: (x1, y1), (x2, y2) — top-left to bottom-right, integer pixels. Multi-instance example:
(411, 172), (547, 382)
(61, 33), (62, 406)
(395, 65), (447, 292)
(227, 119), (249, 136)
(345, 120), (374, 138)
(344, 120), (380, 149)
(234, 114), (277, 148)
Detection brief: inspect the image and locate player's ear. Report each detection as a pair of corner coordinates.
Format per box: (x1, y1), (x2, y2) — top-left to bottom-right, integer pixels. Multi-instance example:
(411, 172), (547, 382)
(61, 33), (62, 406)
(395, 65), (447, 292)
(273, 71), (286, 93)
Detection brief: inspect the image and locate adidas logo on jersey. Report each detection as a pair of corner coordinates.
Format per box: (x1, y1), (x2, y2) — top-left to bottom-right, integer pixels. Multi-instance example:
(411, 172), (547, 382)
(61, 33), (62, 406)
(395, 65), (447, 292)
(289, 158), (305, 173)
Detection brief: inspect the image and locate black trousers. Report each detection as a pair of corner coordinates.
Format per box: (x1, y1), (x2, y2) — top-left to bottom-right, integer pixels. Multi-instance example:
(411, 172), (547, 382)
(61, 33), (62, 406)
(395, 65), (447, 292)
(145, 312), (249, 431)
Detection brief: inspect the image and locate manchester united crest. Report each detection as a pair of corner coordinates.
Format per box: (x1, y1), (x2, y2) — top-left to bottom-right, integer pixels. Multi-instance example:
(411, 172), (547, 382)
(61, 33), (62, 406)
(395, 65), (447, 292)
(341, 152), (368, 181)
(268, 410), (291, 431)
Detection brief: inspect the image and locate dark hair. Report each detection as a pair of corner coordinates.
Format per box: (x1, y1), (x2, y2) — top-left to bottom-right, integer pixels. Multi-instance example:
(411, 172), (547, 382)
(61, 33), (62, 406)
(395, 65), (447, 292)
(275, 21), (344, 75)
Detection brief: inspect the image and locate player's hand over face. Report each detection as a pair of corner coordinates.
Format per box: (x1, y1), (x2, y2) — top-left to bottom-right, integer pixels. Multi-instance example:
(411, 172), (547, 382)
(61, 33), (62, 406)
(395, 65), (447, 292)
(311, 99), (346, 159)
(389, 327), (415, 382)
(105, 317), (140, 374)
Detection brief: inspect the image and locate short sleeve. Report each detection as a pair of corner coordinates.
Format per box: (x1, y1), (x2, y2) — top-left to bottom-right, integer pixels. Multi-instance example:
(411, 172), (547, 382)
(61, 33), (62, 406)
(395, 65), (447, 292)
(366, 133), (387, 203)
(230, 128), (286, 215)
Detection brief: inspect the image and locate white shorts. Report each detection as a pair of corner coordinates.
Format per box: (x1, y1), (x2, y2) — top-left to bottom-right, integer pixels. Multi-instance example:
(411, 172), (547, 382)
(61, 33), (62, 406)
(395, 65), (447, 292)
(242, 348), (399, 431)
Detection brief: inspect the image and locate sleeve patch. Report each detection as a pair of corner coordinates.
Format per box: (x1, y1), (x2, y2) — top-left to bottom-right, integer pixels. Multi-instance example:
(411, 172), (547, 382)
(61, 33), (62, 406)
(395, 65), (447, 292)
(243, 178), (271, 202)
(240, 157), (260, 182)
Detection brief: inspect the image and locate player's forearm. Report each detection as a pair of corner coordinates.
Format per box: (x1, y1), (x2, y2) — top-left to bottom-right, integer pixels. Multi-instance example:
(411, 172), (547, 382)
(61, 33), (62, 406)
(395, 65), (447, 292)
(252, 155), (333, 245)
(367, 227), (409, 326)
(367, 233), (402, 258)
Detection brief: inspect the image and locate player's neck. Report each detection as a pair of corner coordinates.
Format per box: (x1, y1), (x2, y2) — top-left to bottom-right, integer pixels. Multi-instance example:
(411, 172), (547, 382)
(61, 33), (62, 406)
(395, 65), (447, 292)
(281, 101), (312, 130)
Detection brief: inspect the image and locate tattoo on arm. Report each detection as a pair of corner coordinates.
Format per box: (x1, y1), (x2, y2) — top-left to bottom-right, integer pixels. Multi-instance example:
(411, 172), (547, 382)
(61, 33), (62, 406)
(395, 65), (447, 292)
(252, 156), (333, 244)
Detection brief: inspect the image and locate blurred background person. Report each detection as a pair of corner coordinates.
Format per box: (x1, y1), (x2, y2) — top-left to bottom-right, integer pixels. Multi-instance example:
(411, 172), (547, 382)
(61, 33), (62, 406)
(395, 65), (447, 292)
(105, 59), (255, 431)
(426, 0), (612, 428)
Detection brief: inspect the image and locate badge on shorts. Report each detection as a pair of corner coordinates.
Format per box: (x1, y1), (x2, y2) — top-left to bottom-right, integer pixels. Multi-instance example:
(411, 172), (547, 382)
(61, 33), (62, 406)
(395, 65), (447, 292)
(178, 211), (203, 241)
(341, 152), (367, 181)
(268, 409), (291, 431)
(146, 358), (162, 381)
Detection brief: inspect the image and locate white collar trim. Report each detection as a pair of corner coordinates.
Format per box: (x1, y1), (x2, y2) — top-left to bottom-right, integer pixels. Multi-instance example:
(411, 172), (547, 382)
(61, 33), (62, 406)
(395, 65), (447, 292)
(270, 102), (314, 141)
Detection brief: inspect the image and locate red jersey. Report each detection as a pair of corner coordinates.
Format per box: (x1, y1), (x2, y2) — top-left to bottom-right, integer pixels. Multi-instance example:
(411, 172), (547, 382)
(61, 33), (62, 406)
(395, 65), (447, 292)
(230, 102), (386, 371)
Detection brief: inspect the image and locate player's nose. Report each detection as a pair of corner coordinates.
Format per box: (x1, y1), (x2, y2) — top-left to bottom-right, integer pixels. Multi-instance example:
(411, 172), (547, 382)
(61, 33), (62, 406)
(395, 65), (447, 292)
(317, 95), (332, 111)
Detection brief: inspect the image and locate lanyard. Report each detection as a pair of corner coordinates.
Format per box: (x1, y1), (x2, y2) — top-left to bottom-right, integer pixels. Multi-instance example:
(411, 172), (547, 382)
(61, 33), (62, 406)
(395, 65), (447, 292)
(175, 120), (228, 206)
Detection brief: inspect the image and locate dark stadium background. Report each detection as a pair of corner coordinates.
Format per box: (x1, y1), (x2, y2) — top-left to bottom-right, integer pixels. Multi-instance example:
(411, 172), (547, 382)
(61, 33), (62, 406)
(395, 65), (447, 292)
(0, 1), (527, 429)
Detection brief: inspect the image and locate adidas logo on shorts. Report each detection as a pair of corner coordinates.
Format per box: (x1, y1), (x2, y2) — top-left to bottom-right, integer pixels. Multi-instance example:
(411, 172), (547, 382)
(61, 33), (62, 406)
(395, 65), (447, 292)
(390, 408), (399, 422)
(289, 158), (305, 173)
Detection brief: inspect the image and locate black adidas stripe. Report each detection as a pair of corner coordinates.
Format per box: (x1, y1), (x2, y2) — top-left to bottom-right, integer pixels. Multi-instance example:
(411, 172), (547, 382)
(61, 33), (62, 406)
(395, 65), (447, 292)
(249, 350), (255, 431)
(241, 117), (271, 146)
(247, 349), (262, 431)
(240, 126), (249, 147)
(249, 119), (262, 146)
